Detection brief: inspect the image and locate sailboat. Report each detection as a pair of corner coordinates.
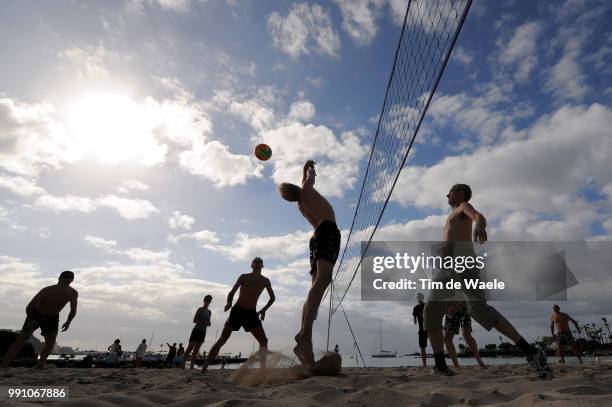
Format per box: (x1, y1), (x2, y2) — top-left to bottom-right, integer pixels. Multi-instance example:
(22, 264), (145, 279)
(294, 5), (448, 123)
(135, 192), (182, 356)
(371, 319), (397, 358)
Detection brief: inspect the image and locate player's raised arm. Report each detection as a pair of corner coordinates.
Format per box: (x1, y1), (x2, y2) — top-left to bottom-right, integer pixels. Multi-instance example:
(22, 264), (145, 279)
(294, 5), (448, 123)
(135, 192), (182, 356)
(225, 275), (243, 311)
(460, 202), (487, 243)
(302, 160), (315, 185)
(302, 161), (316, 189)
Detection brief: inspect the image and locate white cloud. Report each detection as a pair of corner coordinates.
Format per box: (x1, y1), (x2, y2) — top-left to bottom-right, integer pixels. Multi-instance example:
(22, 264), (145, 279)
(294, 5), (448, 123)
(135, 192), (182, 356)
(98, 195), (159, 220)
(335, 0), (385, 46)
(36, 194), (159, 220)
(157, 0), (192, 13)
(391, 104), (612, 238)
(0, 98), (81, 177)
(261, 123), (368, 197)
(498, 21), (542, 82)
(168, 229), (220, 245)
(0, 174), (45, 196)
(545, 38), (588, 101)
(117, 180), (150, 195)
(179, 140), (264, 187)
(374, 215), (447, 241)
(203, 230), (312, 262)
(35, 194), (97, 213)
(288, 100), (316, 122)
(387, 0), (408, 25)
(84, 235), (118, 250)
(419, 84), (521, 148)
(167, 210), (195, 230)
(267, 3), (341, 59)
(57, 43), (125, 78)
(452, 46), (474, 66)
(123, 248), (171, 263)
(499, 22), (542, 64)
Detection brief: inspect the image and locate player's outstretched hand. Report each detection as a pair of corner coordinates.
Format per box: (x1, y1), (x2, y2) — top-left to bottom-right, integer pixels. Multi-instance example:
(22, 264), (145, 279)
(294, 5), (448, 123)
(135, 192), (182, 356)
(473, 225), (487, 244)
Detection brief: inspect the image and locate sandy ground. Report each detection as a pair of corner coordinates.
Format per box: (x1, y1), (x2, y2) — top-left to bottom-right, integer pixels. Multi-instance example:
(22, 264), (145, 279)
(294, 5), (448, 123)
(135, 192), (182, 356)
(2, 360), (612, 406)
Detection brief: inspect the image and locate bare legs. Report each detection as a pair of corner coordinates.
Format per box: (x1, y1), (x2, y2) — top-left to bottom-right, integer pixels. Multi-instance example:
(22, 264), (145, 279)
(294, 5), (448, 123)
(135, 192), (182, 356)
(444, 328), (486, 369)
(202, 324), (233, 373)
(420, 346), (427, 367)
(294, 259), (333, 369)
(183, 341), (202, 369)
(444, 329), (460, 368)
(463, 329), (486, 368)
(1, 333), (31, 369)
(249, 327), (268, 369)
(202, 324), (268, 373)
(571, 342), (583, 364)
(36, 335), (56, 367)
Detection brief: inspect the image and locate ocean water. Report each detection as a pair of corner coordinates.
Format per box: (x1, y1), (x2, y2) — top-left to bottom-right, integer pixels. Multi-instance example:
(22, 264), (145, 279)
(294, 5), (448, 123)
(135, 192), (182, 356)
(342, 355), (610, 368)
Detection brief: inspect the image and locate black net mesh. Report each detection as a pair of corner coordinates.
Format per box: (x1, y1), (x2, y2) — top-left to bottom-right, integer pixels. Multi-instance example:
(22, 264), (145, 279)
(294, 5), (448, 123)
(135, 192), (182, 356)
(330, 0), (473, 315)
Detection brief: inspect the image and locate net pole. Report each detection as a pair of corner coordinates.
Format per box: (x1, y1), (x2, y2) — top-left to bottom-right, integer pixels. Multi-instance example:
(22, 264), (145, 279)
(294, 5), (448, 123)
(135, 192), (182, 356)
(341, 304), (366, 367)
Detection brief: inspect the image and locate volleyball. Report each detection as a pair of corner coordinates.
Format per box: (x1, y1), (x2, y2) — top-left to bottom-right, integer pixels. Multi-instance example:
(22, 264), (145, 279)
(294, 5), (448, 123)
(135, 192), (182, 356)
(255, 144), (272, 161)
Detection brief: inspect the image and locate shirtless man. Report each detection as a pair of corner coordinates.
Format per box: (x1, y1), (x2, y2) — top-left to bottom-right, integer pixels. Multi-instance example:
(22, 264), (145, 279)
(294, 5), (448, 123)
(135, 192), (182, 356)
(551, 304), (582, 364)
(278, 160), (341, 369)
(201, 257), (275, 373)
(2, 271), (78, 370)
(423, 184), (551, 378)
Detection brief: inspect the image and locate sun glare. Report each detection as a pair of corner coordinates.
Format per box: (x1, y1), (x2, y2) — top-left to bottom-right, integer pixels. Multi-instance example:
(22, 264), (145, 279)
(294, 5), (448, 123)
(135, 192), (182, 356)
(66, 93), (166, 165)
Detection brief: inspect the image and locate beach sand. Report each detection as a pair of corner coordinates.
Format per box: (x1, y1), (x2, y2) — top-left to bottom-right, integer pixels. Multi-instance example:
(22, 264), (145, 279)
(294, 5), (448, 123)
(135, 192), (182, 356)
(2, 360), (612, 406)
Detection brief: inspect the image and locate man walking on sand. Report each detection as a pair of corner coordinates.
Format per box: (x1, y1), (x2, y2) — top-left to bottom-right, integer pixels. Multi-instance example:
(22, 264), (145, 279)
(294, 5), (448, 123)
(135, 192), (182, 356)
(423, 184), (551, 379)
(551, 304), (583, 364)
(2, 271), (78, 371)
(279, 160), (341, 370)
(201, 257), (275, 373)
(183, 295), (212, 369)
(412, 293), (428, 367)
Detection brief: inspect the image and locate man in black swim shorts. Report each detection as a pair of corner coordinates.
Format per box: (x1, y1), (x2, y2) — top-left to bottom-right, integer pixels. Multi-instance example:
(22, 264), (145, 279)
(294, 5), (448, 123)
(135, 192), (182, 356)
(279, 160), (340, 369)
(2, 271), (78, 370)
(201, 257), (275, 373)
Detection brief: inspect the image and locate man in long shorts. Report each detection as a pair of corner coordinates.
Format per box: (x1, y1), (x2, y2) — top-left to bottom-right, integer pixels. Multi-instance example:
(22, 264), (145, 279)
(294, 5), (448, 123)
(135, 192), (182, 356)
(183, 295), (212, 369)
(201, 257), (275, 373)
(278, 160), (341, 370)
(423, 184), (552, 379)
(2, 271), (78, 371)
(551, 304), (582, 364)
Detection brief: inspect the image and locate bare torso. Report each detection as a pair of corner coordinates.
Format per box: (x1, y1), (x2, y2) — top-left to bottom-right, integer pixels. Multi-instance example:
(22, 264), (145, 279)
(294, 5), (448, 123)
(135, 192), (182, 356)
(31, 285), (77, 316)
(235, 273), (270, 310)
(551, 311), (573, 333)
(298, 188), (336, 228)
(443, 206), (473, 241)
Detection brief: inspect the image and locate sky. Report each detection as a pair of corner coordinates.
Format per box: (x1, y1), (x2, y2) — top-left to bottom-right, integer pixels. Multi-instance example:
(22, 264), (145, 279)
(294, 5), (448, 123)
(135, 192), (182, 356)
(0, 0), (611, 359)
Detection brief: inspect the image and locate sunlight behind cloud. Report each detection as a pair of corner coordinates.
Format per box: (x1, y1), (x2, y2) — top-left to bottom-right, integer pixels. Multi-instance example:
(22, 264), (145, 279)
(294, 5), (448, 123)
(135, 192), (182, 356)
(66, 93), (167, 166)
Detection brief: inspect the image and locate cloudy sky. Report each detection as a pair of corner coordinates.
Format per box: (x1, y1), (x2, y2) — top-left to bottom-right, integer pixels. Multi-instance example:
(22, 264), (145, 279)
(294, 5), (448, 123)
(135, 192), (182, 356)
(1, 0), (610, 359)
